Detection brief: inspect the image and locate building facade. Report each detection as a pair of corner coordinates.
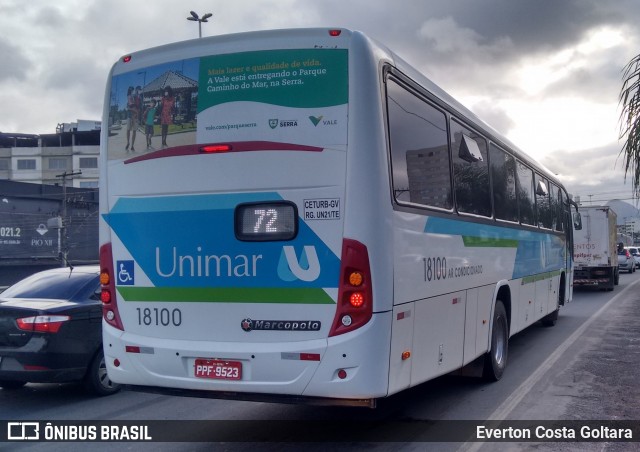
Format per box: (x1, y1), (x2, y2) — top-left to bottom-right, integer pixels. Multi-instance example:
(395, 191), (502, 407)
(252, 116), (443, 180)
(0, 124), (100, 188)
(0, 124), (100, 286)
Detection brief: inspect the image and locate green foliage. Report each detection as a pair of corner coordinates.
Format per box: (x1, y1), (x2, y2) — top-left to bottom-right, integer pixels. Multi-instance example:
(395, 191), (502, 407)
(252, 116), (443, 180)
(619, 54), (640, 195)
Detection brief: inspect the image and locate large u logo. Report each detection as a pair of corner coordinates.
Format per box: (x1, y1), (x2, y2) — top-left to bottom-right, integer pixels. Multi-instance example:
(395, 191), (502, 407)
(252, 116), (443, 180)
(282, 246), (321, 282)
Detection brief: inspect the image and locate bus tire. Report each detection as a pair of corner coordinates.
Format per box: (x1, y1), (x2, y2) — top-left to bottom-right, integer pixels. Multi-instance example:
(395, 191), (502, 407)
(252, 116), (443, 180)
(482, 300), (508, 381)
(541, 308), (559, 327)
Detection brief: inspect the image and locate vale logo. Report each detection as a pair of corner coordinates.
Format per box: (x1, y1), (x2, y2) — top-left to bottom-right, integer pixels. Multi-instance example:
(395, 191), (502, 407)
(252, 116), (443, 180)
(308, 115), (323, 127)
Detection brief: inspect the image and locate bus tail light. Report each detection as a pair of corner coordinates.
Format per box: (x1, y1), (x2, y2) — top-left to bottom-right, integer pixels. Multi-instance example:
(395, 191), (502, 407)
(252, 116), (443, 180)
(200, 144), (232, 153)
(329, 239), (373, 337)
(100, 243), (124, 331)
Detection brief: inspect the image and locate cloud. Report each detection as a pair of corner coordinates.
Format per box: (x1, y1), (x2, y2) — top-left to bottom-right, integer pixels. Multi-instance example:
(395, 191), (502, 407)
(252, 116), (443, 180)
(468, 101), (516, 136)
(543, 144), (633, 201)
(0, 38), (32, 81)
(417, 16), (514, 61)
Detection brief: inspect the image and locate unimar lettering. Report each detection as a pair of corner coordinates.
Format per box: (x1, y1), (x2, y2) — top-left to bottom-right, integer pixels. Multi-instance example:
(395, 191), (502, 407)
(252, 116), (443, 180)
(155, 246), (262, 278)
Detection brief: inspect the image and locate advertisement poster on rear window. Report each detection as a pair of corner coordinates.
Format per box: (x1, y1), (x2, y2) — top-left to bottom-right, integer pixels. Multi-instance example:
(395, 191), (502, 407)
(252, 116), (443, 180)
(107, 49), (348, 160)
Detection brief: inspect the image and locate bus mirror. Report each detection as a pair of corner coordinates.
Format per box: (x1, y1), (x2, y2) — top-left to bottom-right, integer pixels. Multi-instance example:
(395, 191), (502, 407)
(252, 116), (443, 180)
(573, 212), (582, 230)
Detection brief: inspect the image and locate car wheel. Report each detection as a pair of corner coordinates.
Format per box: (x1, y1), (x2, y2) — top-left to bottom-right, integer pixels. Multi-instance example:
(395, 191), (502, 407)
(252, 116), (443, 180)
(83, 349), (121, 396)
(0, 380), (27, 390)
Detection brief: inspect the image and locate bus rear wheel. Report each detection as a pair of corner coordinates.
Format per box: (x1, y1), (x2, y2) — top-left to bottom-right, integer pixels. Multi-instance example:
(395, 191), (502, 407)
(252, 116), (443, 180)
(482, 300), (508, 381)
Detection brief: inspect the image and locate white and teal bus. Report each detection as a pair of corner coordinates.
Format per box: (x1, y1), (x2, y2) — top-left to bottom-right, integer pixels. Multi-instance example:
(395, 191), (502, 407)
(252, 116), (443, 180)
(99, 28), (574, 408)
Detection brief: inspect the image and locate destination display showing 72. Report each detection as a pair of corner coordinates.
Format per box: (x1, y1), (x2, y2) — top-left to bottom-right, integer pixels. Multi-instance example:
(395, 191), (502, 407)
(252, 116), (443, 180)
(235, 202), (297, 241)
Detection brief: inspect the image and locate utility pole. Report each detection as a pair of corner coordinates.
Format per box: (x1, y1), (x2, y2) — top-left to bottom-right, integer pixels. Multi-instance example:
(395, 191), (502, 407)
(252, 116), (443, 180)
(55, 170), (82, 266)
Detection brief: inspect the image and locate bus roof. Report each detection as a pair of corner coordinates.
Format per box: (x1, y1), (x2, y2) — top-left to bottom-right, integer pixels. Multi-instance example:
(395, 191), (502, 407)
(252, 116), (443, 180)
(110, 27), (563, 189)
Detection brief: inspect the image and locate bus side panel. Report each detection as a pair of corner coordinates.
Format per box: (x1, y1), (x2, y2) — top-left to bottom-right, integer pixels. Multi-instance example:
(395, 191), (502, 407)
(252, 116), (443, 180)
(464, 288), (479, 365)
(474, 285), (495, 359)
(410, 292), (465, 386)
(463, 284), (493, 365)
(388, 303), (415, 395)
(517, 280), (536, 333)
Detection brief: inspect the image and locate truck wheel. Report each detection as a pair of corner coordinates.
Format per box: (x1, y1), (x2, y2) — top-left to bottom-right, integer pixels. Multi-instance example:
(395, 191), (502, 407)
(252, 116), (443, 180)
(614, 269), (620, 285)
(482, 300), (508, 381)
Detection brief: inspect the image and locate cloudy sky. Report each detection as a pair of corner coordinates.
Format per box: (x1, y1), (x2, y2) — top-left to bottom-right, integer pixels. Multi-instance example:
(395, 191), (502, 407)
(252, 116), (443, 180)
(1, 0), (639, 205)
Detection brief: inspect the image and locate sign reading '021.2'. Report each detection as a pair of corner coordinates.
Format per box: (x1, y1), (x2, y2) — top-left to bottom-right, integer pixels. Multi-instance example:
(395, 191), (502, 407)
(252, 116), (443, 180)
(0, 214), (58, 259)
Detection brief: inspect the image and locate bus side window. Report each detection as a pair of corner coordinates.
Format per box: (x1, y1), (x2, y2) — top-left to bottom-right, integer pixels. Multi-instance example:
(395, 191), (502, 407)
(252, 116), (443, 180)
(489, 144), (519, 222)
(516, 161), (536, 226)
(535, 174), (553, 229)
(386, 78), (452, 210)
(550, 182), (563, 232)
(450, 119), (491, 217)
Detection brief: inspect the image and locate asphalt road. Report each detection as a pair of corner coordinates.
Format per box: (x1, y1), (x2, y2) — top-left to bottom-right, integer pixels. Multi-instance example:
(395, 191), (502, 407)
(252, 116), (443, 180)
(1, 273), (639, 451)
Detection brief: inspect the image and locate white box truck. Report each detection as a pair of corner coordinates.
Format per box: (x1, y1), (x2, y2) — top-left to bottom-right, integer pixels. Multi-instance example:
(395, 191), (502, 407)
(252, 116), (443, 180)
(573, 205), (619, 290)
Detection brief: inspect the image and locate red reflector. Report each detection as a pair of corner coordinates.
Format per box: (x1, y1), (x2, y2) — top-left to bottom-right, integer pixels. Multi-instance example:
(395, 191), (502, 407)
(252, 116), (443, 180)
(300, 353), (321, 361)
(125, 346), (141, 353)
(123, 55), (132, 63)
(329, 29), (342, 37)
(201, 144), (232, 153)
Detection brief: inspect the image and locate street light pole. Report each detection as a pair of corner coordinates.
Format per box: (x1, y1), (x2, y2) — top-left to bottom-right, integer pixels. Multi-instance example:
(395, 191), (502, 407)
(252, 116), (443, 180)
(187, 11), (213, 38)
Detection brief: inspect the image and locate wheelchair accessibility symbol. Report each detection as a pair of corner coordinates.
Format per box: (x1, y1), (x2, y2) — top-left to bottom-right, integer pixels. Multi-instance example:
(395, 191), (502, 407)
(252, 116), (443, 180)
(117, 260), (135, 285)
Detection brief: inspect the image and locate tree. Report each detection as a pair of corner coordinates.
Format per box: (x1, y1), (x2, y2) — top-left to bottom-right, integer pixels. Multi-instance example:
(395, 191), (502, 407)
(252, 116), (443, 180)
(619, 54), (640, 194)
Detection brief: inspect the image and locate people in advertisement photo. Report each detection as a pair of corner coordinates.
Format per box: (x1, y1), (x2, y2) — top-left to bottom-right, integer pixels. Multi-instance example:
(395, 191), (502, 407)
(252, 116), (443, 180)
(125, 86), (139, 152)
(108, 58), (199, 159)
(144, 99), (158, 149)
(160, 86), (175, 147)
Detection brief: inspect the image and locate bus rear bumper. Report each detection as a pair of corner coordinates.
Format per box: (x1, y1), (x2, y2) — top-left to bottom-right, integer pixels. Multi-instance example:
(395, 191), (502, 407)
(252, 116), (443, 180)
(102, 311), (392, 402)
(120, 384), (377, 408)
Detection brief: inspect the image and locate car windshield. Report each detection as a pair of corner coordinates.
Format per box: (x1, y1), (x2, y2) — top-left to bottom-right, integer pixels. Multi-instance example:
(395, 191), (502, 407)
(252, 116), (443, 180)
(1, 270), (98, 301)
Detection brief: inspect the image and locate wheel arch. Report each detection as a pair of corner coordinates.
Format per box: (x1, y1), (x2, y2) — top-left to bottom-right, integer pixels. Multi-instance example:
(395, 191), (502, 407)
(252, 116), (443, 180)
(559, 271), (567, 306)
(493, 281), (512, 334)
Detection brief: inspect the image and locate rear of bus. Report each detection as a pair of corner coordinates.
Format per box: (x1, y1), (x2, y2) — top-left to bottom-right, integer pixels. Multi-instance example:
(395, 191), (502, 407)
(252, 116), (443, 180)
(99, 29), (391, 406)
